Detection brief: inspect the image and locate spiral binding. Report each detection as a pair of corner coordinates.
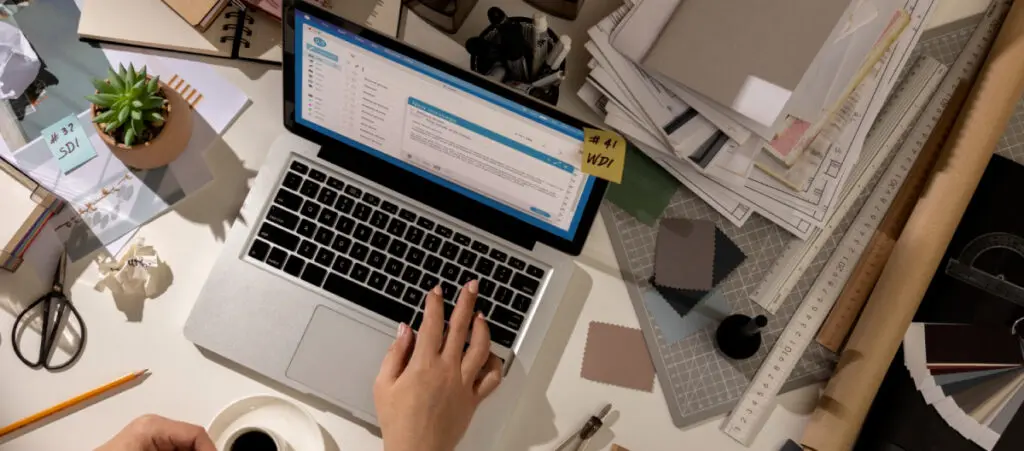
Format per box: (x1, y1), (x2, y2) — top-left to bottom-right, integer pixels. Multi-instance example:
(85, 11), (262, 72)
(220, 7), (254, 49)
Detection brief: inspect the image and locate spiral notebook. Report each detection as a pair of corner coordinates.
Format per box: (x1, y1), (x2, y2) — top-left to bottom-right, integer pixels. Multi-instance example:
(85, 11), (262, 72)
(78, 0), (391, 64)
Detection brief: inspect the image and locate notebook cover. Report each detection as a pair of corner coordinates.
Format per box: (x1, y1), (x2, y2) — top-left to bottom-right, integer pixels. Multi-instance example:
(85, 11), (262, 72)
(198, 0), (233, 31)
(237, 7), (286, 61)
(79, 0), (281, 64)
(642, 0), (852, 113)
(162, 0), (225, 27)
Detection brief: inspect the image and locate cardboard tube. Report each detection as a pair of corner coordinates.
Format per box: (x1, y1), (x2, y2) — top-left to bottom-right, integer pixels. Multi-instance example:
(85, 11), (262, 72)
(800, 3), (1024, 450)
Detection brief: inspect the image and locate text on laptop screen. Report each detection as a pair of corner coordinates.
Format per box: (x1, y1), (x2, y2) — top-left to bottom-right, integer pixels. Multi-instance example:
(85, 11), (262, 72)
(294, 14), (596, 239)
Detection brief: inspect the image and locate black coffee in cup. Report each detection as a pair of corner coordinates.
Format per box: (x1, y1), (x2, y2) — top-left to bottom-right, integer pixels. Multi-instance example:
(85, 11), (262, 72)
(229, 429), (278, 451)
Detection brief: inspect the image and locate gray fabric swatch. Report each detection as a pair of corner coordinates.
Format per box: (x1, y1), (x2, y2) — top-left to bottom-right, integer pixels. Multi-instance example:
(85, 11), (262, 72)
(935, 368), (1018, 386)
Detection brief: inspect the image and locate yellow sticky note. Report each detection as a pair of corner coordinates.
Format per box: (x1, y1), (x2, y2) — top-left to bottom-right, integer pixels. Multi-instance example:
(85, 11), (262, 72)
(582, 128), (626, 183)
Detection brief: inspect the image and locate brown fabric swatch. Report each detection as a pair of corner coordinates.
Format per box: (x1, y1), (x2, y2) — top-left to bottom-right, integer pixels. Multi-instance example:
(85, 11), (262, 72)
(654, 218), (716, 291)
(581, 322), (656, 392)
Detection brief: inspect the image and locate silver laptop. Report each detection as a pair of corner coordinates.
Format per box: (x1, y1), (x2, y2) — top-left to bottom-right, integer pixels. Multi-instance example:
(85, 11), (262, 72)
(184, 1), (608, 426)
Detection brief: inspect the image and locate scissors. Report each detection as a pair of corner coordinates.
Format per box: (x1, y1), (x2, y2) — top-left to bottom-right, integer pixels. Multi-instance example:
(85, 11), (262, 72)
(11, 252), (87, 370)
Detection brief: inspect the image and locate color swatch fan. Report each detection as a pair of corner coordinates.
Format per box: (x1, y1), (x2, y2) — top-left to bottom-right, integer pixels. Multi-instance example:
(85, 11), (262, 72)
(903, 323), (1024, 450)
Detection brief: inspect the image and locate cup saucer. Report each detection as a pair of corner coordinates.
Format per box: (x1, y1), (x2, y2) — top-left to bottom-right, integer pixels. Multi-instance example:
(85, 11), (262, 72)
(208, 394), (324, 451)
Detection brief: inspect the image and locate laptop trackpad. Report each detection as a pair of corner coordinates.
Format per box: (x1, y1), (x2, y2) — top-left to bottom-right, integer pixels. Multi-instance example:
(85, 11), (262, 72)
(286, 306), (393, 414)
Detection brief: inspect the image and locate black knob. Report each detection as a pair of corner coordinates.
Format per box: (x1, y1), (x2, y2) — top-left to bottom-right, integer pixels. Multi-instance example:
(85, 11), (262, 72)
(715, 314), (767, 360)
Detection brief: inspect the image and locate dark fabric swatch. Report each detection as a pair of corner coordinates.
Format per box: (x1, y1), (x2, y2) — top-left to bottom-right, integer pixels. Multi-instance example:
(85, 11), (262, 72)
(711, 228), (746, 286)
(651, 277), (707, 318)
(924, 324), (1023, 366)
(605, 145), (680, 226)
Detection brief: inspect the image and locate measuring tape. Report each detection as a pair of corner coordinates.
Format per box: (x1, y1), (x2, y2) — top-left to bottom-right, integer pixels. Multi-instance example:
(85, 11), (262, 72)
(723, 0), (1013, 444)
(749, 56), (944, 315)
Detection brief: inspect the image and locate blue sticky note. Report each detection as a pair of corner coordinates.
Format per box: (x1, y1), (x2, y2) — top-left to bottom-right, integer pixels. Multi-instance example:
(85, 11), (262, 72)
(644, 286), (731, 344)
(42, 114), (97, 174)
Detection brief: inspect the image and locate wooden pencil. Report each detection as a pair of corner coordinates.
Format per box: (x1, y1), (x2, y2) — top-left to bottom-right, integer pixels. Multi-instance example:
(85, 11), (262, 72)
(0, 369), (149, 438)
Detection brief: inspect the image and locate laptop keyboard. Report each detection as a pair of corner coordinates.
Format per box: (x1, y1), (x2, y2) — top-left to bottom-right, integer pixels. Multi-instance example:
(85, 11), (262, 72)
(246, 158), (549, 348)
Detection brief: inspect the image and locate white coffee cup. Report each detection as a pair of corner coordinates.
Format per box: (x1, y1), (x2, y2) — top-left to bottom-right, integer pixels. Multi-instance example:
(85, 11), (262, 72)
(224, 426), (288, 451)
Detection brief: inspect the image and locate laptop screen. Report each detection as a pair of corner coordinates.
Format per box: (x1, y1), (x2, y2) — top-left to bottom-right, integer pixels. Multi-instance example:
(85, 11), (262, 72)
(293, 13), (597, 240)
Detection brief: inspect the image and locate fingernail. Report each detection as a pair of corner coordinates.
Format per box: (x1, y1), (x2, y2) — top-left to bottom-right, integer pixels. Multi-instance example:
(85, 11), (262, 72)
(433, 285), (442, 295)
(477, 312), (485, 320)
(397, 323), (407, 337)
(468, 279), (479, 294)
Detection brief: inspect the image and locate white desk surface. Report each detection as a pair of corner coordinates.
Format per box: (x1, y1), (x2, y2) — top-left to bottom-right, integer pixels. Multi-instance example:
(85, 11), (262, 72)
(0, 1), (990, 450)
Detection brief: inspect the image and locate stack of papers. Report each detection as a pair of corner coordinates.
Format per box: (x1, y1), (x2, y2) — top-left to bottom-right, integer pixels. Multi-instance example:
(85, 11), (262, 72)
(578, 0), (935, 239)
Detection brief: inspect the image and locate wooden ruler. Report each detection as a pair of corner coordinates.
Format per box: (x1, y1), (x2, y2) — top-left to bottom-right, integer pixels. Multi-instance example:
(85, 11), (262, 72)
(816, 81), (972, 352)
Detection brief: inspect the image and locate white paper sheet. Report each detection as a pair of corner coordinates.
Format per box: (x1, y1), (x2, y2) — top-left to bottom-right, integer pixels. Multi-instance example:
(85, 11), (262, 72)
(367, 0), (401, 37)
(608, 0), (679, 63)
(587, 5), (740, 159)
(95, 237), (170, 300)
(0, 21), (39, 100)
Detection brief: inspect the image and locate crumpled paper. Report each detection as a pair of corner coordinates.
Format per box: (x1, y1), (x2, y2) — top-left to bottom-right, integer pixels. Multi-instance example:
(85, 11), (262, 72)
(95, 238), (171, 300)
(0, 20), (40, 100)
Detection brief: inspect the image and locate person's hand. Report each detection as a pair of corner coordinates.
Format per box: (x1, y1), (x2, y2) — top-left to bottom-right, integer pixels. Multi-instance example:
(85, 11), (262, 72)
(95, 414), (216, 451)
(374, 281), (504, 451)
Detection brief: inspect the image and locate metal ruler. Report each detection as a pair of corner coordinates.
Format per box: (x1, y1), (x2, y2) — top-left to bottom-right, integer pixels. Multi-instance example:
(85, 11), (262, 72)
(722, 0), (1013, 444)
(815, 81), (971, 352)
(749, 56), (945, 314)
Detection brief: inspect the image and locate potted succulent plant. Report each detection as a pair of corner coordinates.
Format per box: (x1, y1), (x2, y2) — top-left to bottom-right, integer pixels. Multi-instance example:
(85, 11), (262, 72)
(86, 63), (192, 169)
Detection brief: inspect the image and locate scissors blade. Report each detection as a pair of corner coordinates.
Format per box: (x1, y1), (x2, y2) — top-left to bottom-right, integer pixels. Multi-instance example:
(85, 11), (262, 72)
(43, 298), (70, 362)
(52, 251), (69, 295)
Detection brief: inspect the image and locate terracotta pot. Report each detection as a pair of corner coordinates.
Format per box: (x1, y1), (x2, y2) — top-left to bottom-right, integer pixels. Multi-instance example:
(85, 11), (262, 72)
(92, 78), (193, 170)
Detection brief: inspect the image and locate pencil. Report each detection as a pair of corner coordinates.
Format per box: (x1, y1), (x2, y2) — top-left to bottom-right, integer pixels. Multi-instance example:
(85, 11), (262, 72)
(0, 369), (149, 438)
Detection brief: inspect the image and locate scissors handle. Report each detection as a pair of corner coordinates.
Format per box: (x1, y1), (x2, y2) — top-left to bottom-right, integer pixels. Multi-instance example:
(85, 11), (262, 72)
(11, 293), (87, 370)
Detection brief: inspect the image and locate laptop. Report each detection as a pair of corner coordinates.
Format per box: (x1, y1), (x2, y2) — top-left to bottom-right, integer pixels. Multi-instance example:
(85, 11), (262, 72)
(184, 0), (608, 429)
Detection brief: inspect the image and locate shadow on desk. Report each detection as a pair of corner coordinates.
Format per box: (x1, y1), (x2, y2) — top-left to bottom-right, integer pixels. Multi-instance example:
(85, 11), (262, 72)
(97, 42), (278, 82)
(172, 136), (259, 243)
(494, 264), (602, 451)
(0, 370), (151, 446)
(195, 347), (383, 435)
